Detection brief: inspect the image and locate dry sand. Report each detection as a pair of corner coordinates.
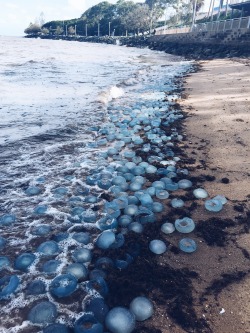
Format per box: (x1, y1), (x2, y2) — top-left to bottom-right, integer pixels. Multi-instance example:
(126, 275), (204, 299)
(179, 58), (250, 333)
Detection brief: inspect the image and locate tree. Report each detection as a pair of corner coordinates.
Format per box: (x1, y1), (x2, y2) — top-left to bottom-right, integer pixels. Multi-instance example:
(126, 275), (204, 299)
(68, 26), (76, 35)
(55, 26), (64, 35)
(41, 27), (49, 35)
(80, 1), (116, 35)
(145, 0), (172, 30)
(24, 23), (41, 35)
(121, 4), (151, 34)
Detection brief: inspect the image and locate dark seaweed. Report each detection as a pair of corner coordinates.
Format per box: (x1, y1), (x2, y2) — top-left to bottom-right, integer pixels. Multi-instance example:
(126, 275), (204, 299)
(195, 218), (236, 246)
(203, 271), (247, 298)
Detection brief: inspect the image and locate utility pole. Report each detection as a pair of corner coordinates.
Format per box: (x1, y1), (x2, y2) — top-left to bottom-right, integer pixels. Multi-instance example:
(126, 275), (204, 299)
(98, 23), (100, 37)
(191, 0), (198, 30)
(210, 0), (216, 22)
(66, 25), (68, 36)
(85, 24), (88, 36)
(75, 24), (77, 36)
(109, 22), (111, 36)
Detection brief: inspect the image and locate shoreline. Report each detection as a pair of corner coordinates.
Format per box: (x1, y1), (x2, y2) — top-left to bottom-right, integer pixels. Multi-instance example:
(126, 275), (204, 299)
(1, 37), (249, 332)
(119, 58), (250, 333)
(25, 34), (250, 60)
(179, 58), (250, 333)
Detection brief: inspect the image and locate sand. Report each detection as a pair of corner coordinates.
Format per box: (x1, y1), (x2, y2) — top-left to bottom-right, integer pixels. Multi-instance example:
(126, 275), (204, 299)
(106, 59), (250, 333)
(180, 58), (250, 333)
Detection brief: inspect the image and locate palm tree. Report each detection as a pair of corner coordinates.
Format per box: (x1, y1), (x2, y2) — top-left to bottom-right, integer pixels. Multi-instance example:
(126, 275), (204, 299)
(217, 0), (224, 20)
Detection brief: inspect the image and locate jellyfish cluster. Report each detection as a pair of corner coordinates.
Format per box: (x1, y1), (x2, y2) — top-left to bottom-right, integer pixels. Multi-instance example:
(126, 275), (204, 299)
(0, 62), (228, 333)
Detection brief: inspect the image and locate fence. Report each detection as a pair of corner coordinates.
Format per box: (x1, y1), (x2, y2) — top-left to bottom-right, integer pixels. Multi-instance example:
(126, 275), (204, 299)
(156, 16), (250, 35)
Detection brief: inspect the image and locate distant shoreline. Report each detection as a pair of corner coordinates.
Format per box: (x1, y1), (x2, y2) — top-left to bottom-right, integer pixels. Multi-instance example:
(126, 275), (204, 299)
(25, 33), (250, 60)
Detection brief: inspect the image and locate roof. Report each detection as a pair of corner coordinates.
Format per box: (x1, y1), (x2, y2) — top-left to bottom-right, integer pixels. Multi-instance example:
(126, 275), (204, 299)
(229, 0), (250, 10)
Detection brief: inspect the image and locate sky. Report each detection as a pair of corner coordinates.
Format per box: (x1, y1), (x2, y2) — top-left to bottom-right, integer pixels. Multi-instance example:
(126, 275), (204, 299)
(0, 0), (213, 37)
(0, 0), (142, 36)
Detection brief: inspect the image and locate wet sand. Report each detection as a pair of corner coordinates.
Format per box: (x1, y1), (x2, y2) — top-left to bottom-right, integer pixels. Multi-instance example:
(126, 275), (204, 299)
(105, 59), (250, 333)
(180, 58), (250, 333)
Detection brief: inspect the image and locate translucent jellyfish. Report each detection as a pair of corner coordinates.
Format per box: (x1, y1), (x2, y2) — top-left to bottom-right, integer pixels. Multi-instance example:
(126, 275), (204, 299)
(131, 166), (145, 176)
(34, 205), (48, 215)
(155, 190), (169, 200)
(152, 181), (165, 190)
(179, 238), (197, 253)
(178, 179), (193, 189)
(104, 202), (121, 219)
(161, 222), (175, 234)
(71, 207), (85, 217)
(213, 195), (227, 205)
(113, 197), (129, 210)
(139, 193), (153, 207)
(171, 198), (184, 208)
(127, 196), (139, 205)
(52, 187), (68, 196)
(0, 214), (16, 226)
(110, 233), (125, 249)
(42, 260), (61, 275)
(36, 176), (46, 183)
(95, 257), (114, 271)
(28, 301), (57, 324)
(205, 199), (223, 212)
(118, 215), (132, 227)
(129, 182), (142, 192)
(145, 165), (157, 174)
(89, 269), (107, 280)
(115, 253), (133, 270)
(149, 240), (167, 255)
(14, 253), (36, 271)
(86, 276), (109, 297)
(105, 307), (135, 333)
(112, 176), (127, 186)
(74, 313), (103, 333)
(98, 216), (118, 231)
(193, 188), (208, 199)
(164, 182), (179, 191)
(123, 151), (135, 159)
(145, 187), (156, 196)
(0, 237), (7, 251)
(0, 256), (11, 270)
(124, 205), (139, 216)
(0, 275), (19, 299)
(37, 241), (59, 256)
(32, 224), (52, 236)
(53, 232), (69, 242)
(83, 210), (97, 223)
(72, 248), (92, 263)
(43, 323), (70, 333)
(85, 297), (109, 323)
(25, 186), (41, 196)
(50, 274), (77, 298)
(175, 217), (195, 233)
(151, 202), (163, 213)
(96, 231), (116, 250)
(26, 280), (46, 295)
(85, 195), (98, 204)
(97, 179), (112, 190)
(65, 263), (88, 280)
(128, 222), (144, 234)
(130, 296), (154, 321)
(107, 148), (119, 156)
(72, 232), (91, 245)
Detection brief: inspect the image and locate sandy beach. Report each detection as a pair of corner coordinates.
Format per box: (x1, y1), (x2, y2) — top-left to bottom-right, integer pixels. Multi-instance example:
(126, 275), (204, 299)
(180, 58), (250, 333)
(105, 59), (250, 333)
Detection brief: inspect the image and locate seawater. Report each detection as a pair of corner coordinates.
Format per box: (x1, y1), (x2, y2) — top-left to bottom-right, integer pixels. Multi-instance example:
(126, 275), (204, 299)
(0, 36), (191, 332)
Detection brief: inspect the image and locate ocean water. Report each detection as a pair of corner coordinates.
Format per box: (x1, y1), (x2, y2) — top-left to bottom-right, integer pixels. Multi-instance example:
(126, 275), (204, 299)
(0, 36), (192, 332)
